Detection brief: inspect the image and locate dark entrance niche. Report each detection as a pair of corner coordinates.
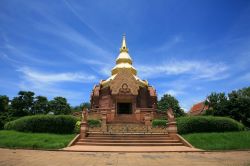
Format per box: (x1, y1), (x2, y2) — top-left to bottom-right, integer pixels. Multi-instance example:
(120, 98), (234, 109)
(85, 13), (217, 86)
(117, 103), (132, 114)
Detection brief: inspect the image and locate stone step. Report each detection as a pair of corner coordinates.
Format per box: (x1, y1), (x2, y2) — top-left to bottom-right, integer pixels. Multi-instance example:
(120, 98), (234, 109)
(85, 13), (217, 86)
(75, 142), (184, 146)
(74, 134), (185, 146)
(78, 139), (180, 143)
(87, 134), (169, 137)
(74, 132), (185, 147)
(86, 137), (171, 140)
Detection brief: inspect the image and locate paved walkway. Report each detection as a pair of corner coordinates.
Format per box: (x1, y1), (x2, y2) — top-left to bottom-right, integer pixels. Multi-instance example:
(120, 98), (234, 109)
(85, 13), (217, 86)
(0, 148), (250, 166)
(64, 145), (201, 152)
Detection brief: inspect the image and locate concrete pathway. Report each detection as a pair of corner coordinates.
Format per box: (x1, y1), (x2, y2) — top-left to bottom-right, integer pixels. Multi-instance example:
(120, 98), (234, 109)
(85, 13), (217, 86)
(63, 145), (201, 152)
(0, 148), (250, 166)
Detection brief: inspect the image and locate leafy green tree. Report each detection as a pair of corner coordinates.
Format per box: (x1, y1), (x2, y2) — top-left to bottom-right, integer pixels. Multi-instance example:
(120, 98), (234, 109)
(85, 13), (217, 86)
(0, 95), (9, 112)
(205, 87), (250, 127)
(158, 94), (185, 117)
(205, 92), (228, 116)
(48, 97), (71, 115)
(71, 102), (90, 112)
(32, 96), (48, 114)
(11, 91), (35, 116)
(0, 95), (11, 129)
(82, 102), (90, 109)
(71, 105), (81, 113)
(227, 87), (250, 127)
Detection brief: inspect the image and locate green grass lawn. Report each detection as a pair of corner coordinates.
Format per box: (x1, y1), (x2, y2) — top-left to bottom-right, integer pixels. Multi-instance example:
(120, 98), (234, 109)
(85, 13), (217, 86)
(182, 131), (250, 150)
(0, 130), (76, 150)
(1, 130), (250, 150)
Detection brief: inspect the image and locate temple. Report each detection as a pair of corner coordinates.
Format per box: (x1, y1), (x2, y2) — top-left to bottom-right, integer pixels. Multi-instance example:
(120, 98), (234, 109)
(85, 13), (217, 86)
(90, 35), (157, 123)
(69, 35), (193, 150)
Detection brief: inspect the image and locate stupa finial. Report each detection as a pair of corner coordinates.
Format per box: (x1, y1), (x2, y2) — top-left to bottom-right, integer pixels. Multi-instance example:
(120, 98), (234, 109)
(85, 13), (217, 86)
(120, 34), (128, 53)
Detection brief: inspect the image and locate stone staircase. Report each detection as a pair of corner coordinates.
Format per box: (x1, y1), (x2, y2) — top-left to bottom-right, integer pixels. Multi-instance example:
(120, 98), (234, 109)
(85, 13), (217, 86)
(68, 109), (195, 151)
(74, 133), (185, 146)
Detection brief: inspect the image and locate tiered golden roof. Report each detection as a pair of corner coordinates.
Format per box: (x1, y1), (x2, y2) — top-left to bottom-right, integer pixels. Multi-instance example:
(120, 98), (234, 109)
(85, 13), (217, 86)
(101, 35), (148, 87)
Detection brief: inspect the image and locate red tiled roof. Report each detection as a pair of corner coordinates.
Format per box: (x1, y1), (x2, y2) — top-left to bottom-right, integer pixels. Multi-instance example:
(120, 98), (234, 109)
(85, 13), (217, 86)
(189, 101), (209, 115)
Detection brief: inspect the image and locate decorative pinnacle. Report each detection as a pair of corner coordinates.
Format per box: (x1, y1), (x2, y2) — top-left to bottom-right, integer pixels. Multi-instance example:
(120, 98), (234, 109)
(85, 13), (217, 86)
(120, 34), (129, 53)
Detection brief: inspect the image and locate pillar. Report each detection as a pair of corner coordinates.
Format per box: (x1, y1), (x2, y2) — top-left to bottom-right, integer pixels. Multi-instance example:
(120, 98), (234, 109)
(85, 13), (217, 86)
(135, 109), (141, 121)
(167, 121), (178, 139)
(144, 113), (151, 126)
(166, 108), (178, 139)
(80, 108), (88, 138)
(110, 109), (115, 121)
(101, 110), (107, 132)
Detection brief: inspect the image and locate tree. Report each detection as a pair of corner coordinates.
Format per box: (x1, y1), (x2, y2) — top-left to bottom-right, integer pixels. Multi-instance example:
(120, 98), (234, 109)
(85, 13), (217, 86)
(205, 92), (228, 116)
(0, 95), (11, 129)
(82, 102), (90, 109)
(0, 95), (9, 112)
(158, 94), (185, 117)
(48, 97), (71, 115)
(227, 87), (250, 127)
(71, 102), (90, 112)
(32, 96), (48, 114)
(10, 91), (35, 116)
(205, 87), (250, 127)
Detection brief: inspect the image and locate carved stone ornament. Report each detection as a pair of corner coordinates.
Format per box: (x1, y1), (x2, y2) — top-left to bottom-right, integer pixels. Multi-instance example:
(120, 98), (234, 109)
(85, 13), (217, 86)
(167, 108), (175, 123)
(110, 70), (139, 95)
(119, 83), (131, 94)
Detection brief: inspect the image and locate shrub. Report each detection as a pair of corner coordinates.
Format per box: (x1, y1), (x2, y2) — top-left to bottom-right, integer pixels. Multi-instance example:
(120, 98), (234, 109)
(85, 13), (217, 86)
(88, 119), (101, 127)
(4, 115), (77, 134)
(74, 121), (81, 133)
(152, 119), (167, 127)
(177, 116), (245, 134)
(0, 113), (17, 130)
(74, 119), (101, 133)
(152, 116), (245, 134)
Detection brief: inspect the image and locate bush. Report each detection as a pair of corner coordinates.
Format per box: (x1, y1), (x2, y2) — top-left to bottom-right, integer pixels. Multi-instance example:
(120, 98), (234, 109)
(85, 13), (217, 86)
(152, 116), (245, 134)
(74, 121), (81, 133)
(88, 119), (101, 127)
(73, 119), (101, 133)
(177, 116), (245, 134)
(4, 115), (77, 134)
(152, 119), (167, 127)
(0, 113), (17, 130)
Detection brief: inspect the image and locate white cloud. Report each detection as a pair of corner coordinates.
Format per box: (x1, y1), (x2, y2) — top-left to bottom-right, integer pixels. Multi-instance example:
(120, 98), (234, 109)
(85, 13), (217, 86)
(18, 79), (84, 105)
(17, 67), (97, 83)
(16, 67), (97, 105)
(34, 20), (113, 61)
(63, 0), (106, 42)
(136, 60), (229, 81)
(2, 44), (60, 66)
(164, 89), (185, 97)
(157, 89), (185, 100)
(156, 36), (184, 52)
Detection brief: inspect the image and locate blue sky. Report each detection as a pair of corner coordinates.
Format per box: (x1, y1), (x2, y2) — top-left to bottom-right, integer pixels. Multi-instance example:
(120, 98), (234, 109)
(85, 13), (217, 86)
(0, 0), (250, 111)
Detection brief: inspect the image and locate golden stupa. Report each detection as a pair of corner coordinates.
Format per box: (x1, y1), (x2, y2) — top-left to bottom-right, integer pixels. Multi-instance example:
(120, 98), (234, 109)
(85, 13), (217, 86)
(101, 35), (148, 87)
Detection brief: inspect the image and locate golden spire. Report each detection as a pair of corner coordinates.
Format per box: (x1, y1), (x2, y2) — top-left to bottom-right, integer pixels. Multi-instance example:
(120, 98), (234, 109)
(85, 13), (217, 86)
(120, 34), (129, 53)
(100, 34), (148, 87)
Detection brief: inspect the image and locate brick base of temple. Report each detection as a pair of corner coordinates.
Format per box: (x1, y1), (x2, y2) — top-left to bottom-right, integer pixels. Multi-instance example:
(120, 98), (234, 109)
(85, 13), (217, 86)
(69, 108), (194, 151)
